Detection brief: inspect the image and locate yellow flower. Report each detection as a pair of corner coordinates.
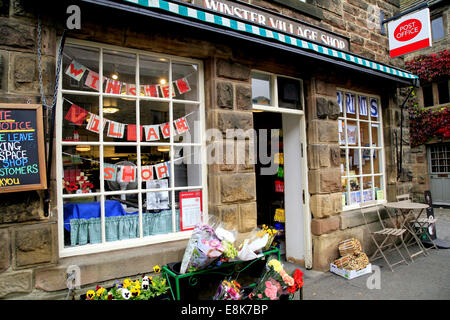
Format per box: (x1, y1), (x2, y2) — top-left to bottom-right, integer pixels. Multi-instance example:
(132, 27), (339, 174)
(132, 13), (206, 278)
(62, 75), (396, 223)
(268, 259), (282, 273)
(130, 286), (140, 297)
(96, 287), (106, 297)
(123, 278), (132, 288)
(86, 290), (95, 300)
(153, 265), (161, 273)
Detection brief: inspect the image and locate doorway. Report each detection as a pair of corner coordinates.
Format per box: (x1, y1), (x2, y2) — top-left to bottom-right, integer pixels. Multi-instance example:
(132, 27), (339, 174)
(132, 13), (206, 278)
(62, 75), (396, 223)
(428, 143), (450, 205)
(253, 110), (308, 264)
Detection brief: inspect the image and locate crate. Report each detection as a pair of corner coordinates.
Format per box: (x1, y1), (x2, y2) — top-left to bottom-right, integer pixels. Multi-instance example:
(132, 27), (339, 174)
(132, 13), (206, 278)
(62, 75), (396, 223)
(330, 263), (372, 280)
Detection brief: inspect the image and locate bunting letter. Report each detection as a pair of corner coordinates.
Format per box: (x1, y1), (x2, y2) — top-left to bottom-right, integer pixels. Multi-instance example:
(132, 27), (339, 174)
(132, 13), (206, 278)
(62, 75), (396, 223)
(143, 84), (159, 97)
(65, 60), (86, 81)
(141, 166), (154, 181)
(175, 77), (191, 94)
(64, 104), (89, 126)
(104, 164), (117, 181)
(107, 121), (125, 138)
(160, 122), (171, 139)
(105, 78), (122, 94)
(144, 125), (160, 141)
(85, 70), (101, 91)
(119, 165), (136, 183)
(174, 117), (190, 135)
(155, 162), (169, 180)
(86, 113), (106, 134)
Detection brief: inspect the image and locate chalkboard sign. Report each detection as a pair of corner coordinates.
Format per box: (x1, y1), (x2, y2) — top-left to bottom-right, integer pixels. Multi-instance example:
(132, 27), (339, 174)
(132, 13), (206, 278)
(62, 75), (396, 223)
(0, 104), (47, 193)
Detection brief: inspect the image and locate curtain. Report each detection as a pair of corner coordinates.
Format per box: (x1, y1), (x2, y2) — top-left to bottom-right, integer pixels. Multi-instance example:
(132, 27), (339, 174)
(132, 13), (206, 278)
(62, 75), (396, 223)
(69, 210), (181, 246)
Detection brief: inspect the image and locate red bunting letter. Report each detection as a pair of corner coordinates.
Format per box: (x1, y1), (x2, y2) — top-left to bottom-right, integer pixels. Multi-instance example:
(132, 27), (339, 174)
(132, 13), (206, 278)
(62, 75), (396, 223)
(65, 104), (89, 126)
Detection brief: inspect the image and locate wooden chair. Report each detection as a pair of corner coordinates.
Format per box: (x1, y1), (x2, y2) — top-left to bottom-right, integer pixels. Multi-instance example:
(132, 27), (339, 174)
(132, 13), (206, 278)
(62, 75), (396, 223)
(360, 201), (410, 272)
(396, 194), (411, 202)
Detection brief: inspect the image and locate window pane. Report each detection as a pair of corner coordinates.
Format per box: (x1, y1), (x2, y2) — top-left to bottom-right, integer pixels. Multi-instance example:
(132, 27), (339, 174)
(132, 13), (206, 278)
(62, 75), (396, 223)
(342, 177), (349, 206)
(362, 176), (373, 203)
(63, 196), (102, 248)
(360, 121), (370, 147)
(358, 95), (369, 121)
(104, 147), (138, 192)
(103, 50), (136, 95)
(62, 44), (99, 92)
(140, 55), (169, 98)
(104, 194), (140, 242)
(173, 146), (202, 188)
(371, 123), (381, 147)
(63, 94), (100, 142)
(103, 98), (136, 142)
(373, 149), (382, 174)
(252, 72), (272, 105)
(140, 146), (171, 188)
(374, 176), (384, 200)
(345, 92), (356, 119)
(173, 103), (200, 144)
(369, 97), (379, 120)
(423, 85), (433, 107)
(361, 148), (372, 175)
(349, 148), (361, 175)
(140, 101), (170, 143)
(432, 16), (444, 41)
(340, 148), (348, 175)
(277, 77), (302, 110)
(346, 120), (359, 146)
(339, 120), (346, 145)
(337, 91), (344, 117)
(62, 145), (100, 195)
(438, 80), (449, 104)
(172, 61), (199, 101)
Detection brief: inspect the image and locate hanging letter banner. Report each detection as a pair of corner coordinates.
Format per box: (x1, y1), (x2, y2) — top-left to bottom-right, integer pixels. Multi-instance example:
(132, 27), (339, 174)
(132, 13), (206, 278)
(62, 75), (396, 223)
(144, 125), (160, 141)
(174, 117), (190, 135)
(85, 70), (101, 91)
(107, 121), (125, 139)
(86, 113), (106, 134)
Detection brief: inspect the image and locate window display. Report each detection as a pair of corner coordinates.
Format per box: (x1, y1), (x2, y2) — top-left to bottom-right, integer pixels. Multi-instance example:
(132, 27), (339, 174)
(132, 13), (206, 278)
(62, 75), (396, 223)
(59, 42), (205, 253)
(338, 89), (385, 208)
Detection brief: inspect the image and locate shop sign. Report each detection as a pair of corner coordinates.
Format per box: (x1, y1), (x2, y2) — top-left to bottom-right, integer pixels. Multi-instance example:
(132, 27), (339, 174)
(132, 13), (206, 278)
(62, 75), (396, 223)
(0, 104), (47, 193)
(192, 0), (349, 51)
(387, 8), (432, 58)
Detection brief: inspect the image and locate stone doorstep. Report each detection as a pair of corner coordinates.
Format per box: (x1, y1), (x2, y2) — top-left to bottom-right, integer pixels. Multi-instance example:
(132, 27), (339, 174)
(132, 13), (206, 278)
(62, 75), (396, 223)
(34, 239), (188, 292)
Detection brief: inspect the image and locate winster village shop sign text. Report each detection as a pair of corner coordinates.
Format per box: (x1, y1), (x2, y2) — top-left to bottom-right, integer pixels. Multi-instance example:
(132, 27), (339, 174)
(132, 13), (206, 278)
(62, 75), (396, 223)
(193, 0), (350, 50)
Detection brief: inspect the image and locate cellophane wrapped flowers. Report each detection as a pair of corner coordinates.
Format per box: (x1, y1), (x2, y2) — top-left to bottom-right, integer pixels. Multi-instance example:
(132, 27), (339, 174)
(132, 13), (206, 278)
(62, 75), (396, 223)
(213, 279), (242, 300)
(248, 257), (303, 300)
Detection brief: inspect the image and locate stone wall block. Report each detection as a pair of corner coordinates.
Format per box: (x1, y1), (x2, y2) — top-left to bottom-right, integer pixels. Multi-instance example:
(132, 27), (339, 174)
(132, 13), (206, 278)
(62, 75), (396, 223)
(215, 110), (254, 134)
(311, 216), (340, 236)
(236, 84), (252, 110)
(308, 119), (339, 144)
(216, 59), (251, 81)
(0, 229), (11, 272)
(13, 223), (55, 268)
(216, 81), (233, 109)
(0, 270), (33, 298)
(0, 50), (8, 92)
(239, 202), (257, 233)
(309, 193), (342, 219)
(0, 17), (35, 51)
(220, 173), (256, 203)
(308, 168), (341, 194)
(308, 144), (330, 169)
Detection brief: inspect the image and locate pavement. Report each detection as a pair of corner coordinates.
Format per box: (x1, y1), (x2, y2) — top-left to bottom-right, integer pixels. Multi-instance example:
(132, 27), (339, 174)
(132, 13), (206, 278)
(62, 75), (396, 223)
(285, 207), (450, 300)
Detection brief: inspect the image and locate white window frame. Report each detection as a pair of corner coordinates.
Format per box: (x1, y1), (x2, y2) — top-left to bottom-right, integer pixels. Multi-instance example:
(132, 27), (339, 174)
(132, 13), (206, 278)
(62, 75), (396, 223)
(56, 39), (207, 258)
(252, 70), (305, 116)
(337, 88), (387, 211)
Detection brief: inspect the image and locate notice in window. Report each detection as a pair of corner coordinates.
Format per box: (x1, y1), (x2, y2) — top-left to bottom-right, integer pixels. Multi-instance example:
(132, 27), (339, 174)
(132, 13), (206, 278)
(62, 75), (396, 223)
(179, 191), (202, 231)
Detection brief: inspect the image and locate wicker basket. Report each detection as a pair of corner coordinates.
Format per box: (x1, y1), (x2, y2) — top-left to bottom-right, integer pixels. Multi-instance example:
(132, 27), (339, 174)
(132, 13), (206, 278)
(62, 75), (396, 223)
(338, 238), (362, 256)
(345, 252), (370, 271)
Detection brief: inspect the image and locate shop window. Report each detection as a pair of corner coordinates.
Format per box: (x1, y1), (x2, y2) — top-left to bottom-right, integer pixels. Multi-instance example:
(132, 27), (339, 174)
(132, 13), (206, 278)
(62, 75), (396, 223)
(59, 41), (205, 255)
(431, 16), (444, 41)
(337, 90), (385, 209)
(252, 72), (304, 112)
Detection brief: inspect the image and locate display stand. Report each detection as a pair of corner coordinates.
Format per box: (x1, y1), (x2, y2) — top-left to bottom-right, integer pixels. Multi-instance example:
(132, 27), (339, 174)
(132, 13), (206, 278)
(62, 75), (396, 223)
(162, 247), (303, 300)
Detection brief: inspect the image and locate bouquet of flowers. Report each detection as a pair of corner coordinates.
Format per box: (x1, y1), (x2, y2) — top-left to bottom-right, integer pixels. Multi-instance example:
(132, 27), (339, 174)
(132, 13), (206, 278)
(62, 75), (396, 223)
(248, 257), (303, 300)
(84, 265), (170, 300)
(180, 223), (224, 274)
(213, 278), (242, 300)
(257, 225), (278, 251)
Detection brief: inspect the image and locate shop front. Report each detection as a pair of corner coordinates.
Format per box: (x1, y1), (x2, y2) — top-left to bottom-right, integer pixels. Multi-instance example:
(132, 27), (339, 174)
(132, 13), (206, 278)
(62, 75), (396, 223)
(0, 0), (420, 299)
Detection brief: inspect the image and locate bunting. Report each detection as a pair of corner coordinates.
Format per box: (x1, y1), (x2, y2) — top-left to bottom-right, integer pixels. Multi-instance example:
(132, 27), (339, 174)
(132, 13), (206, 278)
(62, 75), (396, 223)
(64, 58), (194, 97)
(64, 101), (194, 142)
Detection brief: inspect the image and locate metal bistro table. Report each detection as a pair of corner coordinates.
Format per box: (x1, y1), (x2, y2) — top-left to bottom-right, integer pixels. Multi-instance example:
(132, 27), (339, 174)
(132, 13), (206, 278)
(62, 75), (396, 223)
(384, 201), (430, 260)
(162, 247), (303, 300)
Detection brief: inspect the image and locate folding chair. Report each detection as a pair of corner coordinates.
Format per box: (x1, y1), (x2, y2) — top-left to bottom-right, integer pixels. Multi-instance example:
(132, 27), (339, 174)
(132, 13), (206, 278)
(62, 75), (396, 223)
(396, 194), (411, 202)
(360, 201), (410, 272)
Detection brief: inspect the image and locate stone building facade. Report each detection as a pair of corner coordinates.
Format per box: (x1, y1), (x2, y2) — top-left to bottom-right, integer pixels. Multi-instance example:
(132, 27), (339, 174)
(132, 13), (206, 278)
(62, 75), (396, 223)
(0, 0), (421, 299)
